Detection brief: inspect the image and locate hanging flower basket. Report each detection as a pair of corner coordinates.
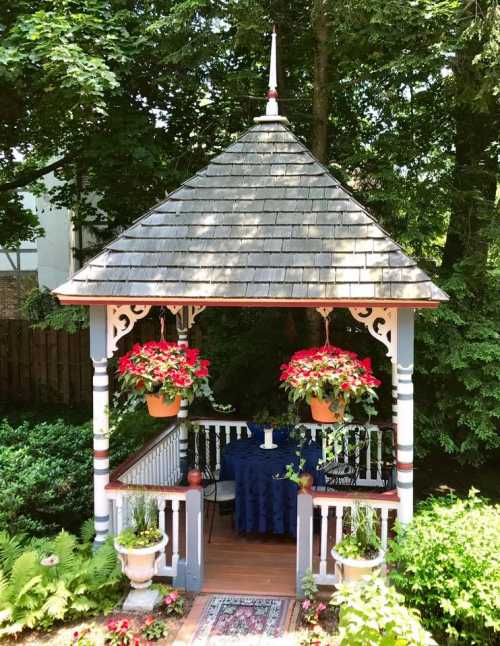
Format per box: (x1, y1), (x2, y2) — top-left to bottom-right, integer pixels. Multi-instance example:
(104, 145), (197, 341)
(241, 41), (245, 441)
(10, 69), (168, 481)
(279, 345), (381, 423)
(117, 341), (209, 417)
(145, 393), (181, 417)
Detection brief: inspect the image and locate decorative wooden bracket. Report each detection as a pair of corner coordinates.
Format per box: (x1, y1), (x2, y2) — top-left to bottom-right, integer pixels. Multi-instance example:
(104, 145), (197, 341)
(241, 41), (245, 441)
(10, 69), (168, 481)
(166, 305), (206, 330)
(106, 304), (151, 358)
(348, 307), (397, 360)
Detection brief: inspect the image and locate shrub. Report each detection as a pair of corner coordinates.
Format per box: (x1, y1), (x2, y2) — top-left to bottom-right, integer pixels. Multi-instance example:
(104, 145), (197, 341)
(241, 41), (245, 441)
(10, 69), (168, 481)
(0, 410), (165, 536)
(388, 490), (500, 644)
(330, 575), (436, 645)
(0, 527), (124, 637)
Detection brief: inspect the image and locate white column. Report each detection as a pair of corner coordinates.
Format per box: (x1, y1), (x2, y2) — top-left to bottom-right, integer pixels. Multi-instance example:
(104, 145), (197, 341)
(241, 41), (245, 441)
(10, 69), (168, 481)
(90, 305), (110, 546)
(396, 308), (414, 524)
(176, 307), (189, 478)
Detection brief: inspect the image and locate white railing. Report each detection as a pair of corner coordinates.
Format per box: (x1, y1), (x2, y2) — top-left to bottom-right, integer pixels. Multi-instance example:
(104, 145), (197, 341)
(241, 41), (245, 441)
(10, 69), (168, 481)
(115, 422), (181, 486)
(304, 490), (399, 587)
(106, 483), (187, 578)
(194, 419), (394, 488)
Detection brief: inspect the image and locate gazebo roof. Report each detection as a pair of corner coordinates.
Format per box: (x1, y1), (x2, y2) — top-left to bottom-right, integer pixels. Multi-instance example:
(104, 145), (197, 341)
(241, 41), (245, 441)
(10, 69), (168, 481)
(55, 120), (447, 307)
(54, 29), (447, 309)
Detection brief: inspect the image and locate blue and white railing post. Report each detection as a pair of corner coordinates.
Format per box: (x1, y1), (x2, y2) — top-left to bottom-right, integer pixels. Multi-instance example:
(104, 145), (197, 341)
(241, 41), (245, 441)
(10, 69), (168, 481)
(90, 305), (110, 547)
(396, 308), (414, 524)
(176, 307), (189, 480)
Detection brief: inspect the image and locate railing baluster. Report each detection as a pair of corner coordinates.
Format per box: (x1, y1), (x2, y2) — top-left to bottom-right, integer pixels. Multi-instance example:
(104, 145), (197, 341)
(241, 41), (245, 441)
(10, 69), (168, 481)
(310, 427), (316, 442)
(335, 504), (343, 545)
(343, 429), (349, 463)
(355, 428), (360, 472)
(205, 426), (210, 468)
(215, 429), (221, 473)
(377, 428), (383, 482)
(225, 424), (230, 445)
(194, 427), (200, 467)
(237, 424), (242, 440)
(366, 428), (371, 481)
(172, 498), (180, 573)
(116, 494), (123, 534)
(381, 507), (389, 549)
(320, 505), (328, 576)
(157, 497), (166, 571)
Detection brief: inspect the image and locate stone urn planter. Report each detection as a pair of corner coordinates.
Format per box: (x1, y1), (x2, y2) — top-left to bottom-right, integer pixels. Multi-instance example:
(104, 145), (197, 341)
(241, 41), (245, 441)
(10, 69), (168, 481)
(114, 533), (168, 589)
(331, 547), (384, 584)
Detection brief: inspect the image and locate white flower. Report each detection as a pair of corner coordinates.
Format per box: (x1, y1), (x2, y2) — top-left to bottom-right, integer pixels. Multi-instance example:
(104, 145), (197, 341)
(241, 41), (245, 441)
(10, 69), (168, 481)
(40, 554), (59, 567)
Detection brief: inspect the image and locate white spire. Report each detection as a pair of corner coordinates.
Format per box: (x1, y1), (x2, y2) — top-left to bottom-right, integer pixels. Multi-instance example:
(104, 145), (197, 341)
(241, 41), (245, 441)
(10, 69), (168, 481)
(266, 25), (279, 116)
(254, 25), (289, 124)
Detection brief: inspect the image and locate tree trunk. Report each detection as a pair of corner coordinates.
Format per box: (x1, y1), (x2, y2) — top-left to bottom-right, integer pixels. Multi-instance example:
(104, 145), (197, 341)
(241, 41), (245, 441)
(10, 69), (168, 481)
(441, 2), (499, 278)
(310, 0), (330, 164)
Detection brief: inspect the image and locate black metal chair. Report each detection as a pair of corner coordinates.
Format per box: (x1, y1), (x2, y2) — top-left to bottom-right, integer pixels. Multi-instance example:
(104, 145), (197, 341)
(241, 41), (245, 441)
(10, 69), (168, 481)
(318, 459), (360, 491)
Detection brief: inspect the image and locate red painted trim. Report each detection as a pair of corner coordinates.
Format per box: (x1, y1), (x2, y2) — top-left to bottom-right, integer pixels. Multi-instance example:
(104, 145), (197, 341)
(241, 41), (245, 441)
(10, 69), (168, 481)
(94, 450), (108, 459)
(396, 462), (413, 471)
(56, 295), (440, 309)
(312, 489), (400, 503)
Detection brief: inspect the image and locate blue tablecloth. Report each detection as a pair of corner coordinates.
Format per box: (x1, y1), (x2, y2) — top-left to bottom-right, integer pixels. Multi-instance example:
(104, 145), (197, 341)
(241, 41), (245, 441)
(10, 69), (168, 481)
(219, 438), (324, 537)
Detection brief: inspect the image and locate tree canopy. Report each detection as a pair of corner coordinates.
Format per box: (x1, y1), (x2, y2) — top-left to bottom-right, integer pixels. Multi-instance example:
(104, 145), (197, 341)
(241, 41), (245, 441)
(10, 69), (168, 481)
(0, 0), (498, 463)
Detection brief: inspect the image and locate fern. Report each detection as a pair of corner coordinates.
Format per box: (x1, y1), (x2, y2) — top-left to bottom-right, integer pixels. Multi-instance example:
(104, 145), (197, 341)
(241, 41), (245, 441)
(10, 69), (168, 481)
(80, 518), (95, 545)
(0, 529), (124, 636)
(0, 532), (25, 575)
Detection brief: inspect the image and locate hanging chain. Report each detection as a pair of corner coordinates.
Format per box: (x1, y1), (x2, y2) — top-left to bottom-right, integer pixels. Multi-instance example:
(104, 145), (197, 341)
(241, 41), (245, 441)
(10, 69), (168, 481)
(159, 306), (168, 341)
(324, 315), (330, 346)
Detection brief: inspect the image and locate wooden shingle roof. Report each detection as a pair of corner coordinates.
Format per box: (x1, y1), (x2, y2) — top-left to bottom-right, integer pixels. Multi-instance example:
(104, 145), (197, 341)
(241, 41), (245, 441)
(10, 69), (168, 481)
(55, 121), (448, 306)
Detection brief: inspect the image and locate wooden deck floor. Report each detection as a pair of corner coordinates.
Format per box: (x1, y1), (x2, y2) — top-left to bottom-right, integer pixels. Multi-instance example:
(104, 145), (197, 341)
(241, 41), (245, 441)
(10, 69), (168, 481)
(203, 512), (299, 595)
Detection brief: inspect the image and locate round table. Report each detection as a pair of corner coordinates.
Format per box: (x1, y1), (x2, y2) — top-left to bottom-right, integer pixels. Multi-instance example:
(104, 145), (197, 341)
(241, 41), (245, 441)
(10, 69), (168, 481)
(219, 438), (324, 536)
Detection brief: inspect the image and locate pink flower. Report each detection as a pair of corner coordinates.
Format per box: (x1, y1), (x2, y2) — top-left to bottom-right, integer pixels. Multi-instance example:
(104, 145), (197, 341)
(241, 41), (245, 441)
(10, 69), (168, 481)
(302, 599), (311, 610)
(316, 602), (327, 613)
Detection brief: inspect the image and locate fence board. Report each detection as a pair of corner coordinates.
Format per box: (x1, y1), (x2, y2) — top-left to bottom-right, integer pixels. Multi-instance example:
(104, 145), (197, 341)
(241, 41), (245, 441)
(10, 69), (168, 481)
(0, 317), (163, 406)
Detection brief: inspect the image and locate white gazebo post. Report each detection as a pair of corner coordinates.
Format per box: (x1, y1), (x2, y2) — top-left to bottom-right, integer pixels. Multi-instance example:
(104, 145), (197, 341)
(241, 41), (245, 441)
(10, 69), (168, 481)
(395, 308), (414, 524)
(90, 305), (110, 546)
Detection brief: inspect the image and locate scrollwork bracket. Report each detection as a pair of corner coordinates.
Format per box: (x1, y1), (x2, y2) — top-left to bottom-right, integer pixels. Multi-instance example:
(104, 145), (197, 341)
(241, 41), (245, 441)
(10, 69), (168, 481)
(348, 307), (397, 361)
(106, 304), (151, 358)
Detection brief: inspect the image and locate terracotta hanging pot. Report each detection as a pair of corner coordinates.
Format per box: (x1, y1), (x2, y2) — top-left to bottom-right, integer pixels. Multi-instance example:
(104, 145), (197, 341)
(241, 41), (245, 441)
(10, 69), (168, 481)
(145, 393), (181, 417)
(310, 397), (345, 423)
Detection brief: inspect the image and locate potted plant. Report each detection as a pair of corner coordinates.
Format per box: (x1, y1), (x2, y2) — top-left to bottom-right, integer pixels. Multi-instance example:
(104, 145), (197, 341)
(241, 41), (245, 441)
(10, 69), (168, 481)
(114, 495), (168, 590)
(117, 341), (210, 417)
(279, 345), (381, 423)
(247, 404), (300, 444)
(331, 504), (384, 584)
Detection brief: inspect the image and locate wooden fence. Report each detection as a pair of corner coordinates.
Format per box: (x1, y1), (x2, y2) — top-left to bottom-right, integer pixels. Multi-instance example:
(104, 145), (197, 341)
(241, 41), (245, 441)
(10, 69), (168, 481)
(0, 318), (174, 406)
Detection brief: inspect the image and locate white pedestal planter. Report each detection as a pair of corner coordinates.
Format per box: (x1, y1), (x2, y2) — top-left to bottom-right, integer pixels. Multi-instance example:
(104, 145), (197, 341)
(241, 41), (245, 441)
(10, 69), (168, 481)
(331, 547), (384, 584)
(115, 534), (168, 611)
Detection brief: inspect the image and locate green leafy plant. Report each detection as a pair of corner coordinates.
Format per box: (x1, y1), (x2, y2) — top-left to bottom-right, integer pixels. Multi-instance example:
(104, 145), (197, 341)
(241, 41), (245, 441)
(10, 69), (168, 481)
(116, 495), (162, 549)
(334, 504), (380, 560)
(105, 617), (137, 645)
(69, 624), (98, 646)
(21, 287), (89, 333)
(253, 404), (300, 428)
(141, 615), (168, 641)
(153, 584), (185, 617)
(300, 570), (327, 627)
(0, 414), (163, 536)
(331, 575), (436, 645)
(388, 490), (500, 644)
(0, 528), (124, 637)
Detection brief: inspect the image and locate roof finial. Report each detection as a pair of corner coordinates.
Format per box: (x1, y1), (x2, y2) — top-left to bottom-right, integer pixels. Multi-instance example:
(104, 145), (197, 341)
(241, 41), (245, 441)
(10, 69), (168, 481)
(254, 25), (289, 124)
(266, 24), (279, 116)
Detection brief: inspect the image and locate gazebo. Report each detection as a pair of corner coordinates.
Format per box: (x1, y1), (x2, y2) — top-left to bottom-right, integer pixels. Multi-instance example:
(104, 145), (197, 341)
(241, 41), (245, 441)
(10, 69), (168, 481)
(54, 29), (447, 594)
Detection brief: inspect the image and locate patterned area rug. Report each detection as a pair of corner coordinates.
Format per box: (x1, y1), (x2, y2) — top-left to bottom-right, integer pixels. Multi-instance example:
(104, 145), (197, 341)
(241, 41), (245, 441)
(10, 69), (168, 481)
(190, 595), (291, 645)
